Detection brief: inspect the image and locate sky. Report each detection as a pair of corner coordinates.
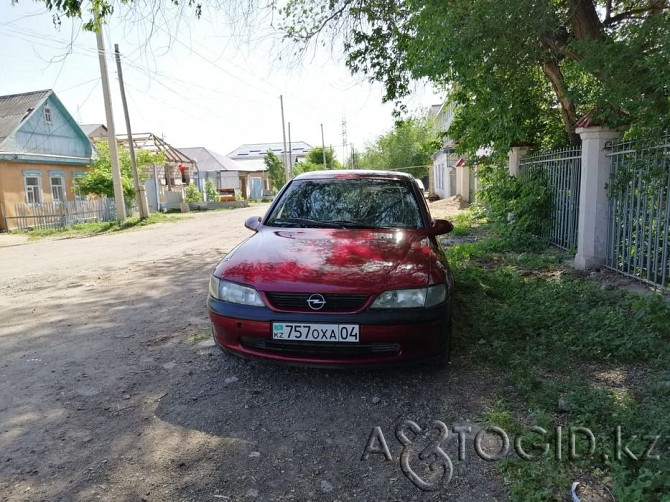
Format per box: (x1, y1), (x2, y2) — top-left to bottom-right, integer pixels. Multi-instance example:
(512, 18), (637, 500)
(1, 1), (443, 161)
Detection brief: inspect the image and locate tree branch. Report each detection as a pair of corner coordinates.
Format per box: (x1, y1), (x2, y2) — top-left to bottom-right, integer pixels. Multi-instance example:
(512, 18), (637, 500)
(603, 4), (670, 27)
(541, 61), (580, 145)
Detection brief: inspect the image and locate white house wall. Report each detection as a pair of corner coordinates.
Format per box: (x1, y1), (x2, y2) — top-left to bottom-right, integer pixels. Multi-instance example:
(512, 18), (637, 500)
(432, 152), (450, 199)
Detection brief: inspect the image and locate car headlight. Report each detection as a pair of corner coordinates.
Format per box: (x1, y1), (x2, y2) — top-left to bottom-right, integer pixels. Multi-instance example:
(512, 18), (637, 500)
(209, 276), (265, 307)
(371, 284), (446, 309)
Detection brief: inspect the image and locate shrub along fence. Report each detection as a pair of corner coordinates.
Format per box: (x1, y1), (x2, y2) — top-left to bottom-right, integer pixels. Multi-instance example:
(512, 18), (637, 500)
(10, 197), (117, 231)
(519, 146), (582, 250)
(509, 129), (669, 290)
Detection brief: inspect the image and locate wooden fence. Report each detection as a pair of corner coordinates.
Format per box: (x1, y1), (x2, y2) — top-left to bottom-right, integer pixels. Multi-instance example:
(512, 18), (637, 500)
(9, 198), (117, 231)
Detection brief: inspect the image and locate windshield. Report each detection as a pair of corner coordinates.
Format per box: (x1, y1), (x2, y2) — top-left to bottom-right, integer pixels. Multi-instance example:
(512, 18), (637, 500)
(266, 178), (424, 229)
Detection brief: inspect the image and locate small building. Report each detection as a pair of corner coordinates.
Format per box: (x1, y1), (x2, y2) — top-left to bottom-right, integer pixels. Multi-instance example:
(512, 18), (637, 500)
(116, 133), (195, 212)
(178, 147), (242, 196)
(79, 124), (108, 140)
(0, 89), (93, 231)
(228, 141), (312, 170)
(429, 100), (461, 199)
(226, 141), (313, 199)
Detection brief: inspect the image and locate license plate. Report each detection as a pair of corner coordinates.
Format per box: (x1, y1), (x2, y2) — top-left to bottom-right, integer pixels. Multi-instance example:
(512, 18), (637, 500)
(272, 323), (360, 342)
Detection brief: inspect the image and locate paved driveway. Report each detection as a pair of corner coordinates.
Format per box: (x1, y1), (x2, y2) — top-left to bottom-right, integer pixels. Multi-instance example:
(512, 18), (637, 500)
(0, 206), (506, 501)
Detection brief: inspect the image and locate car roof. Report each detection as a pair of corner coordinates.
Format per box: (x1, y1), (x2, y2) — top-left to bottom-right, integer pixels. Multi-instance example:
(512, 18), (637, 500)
(292, 169), (416, 181)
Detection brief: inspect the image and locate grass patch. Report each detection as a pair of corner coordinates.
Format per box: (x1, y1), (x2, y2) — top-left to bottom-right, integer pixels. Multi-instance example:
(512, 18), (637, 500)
(450, 227), (670, 501)
(189, 333), (211, 344)
(446, 208), (486, 236)
(24, 212), (185, 240)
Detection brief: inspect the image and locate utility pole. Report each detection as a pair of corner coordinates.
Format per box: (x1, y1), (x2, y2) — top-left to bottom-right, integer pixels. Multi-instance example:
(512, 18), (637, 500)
(94, 18), (126, 221)
(114, 44), (149, 219)
(287, 121), (292, 178)
(320, 123), (327, 169)
(341, 117), (347, 169)
(279, 95), (289, 182)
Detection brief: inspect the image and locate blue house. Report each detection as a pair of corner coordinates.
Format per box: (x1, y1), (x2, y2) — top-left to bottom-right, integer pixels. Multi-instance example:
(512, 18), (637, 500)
(0, 89), (94, 230)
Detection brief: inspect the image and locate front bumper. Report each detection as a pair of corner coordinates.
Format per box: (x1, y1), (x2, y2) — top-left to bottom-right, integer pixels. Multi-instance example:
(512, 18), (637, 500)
(207, 297), (450, 367)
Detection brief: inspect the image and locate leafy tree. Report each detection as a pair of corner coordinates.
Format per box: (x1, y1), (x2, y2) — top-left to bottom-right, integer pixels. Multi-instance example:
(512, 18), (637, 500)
(357, 113), (439, 179)
(204, 178), (218, 201)
(293, 161), (322, 174)
(76, 139), (163, 203)
(280, 0), (670, 152)
(293, 147), (342, 174)
(32, 1), (670, 152)
(184, 183), (202, 202)
(264, 150), (286, 191)
(304, 146), (339, 170)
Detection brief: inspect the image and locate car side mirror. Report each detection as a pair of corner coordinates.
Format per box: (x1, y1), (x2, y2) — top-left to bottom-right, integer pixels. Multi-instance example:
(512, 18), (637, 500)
(244, 216), (262, 231)
(427, 219), (453, 236)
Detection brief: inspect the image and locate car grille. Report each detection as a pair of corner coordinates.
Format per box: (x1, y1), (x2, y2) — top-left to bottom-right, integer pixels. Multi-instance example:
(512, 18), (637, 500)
(265, 292), (369, 312)
(241, 338), (400, 358)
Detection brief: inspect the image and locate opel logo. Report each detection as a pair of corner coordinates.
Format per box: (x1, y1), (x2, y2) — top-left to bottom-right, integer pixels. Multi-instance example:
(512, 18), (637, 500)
(307, 294), (326, 311)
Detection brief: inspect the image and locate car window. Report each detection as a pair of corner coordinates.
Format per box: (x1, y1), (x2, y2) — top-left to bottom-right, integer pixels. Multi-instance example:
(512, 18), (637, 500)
(266, 178), (423, 229)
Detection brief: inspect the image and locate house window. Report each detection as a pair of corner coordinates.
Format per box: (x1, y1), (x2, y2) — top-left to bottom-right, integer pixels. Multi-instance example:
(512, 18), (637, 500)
(44, 106), (53, 124)
(50, 175), (65, 202)
(73, 172), (86, 201)
(25, 175), (42, 204)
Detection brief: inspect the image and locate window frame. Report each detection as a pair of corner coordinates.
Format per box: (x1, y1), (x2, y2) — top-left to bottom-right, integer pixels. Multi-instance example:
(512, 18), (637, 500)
(23, 172), (43, 205)
(43, 106), (53, 125)
(73, 171), (87, 202)
(49, 172), (66, 203)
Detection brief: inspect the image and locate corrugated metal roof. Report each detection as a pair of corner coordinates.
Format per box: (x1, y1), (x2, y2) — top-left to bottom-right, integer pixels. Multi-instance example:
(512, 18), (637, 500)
(178, 147), (244, 172)
(227, 141), (312, 159)
(0, 90), (51, 147)
(231, 158), (268, 172)
(80, 123), (107, 136)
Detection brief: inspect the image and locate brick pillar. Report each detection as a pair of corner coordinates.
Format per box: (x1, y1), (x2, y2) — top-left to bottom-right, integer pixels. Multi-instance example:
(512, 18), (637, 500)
(574, 126), (620, 270)
(457, 165), (470, 201)
(507, 146), (528, 177)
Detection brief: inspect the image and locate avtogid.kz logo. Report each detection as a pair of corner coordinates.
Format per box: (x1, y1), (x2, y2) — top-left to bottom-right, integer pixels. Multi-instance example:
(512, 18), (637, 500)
(361, 420), (662, 492)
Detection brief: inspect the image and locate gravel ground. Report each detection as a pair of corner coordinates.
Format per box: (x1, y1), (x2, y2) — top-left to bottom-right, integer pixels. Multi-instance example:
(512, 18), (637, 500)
(0, 206), (507, 501)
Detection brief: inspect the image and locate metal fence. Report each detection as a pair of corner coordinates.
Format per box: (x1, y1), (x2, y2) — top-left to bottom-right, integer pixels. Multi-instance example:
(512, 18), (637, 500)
(605, 137), (670, 289)
(10, 198), (117, 231)
(519, 146), (582, 250)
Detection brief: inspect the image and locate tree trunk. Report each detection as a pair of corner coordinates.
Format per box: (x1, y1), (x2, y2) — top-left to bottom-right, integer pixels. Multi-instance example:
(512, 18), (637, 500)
(542, 61), (580, 145)
(565, 0), (604, 40)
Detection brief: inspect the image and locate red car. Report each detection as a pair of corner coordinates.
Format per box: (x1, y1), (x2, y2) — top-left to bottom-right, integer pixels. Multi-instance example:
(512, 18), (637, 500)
(207, 170), (454, 367)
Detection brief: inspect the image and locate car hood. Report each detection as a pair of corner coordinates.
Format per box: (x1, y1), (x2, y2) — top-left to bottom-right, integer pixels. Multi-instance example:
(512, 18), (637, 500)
(215, 227), (445, 293)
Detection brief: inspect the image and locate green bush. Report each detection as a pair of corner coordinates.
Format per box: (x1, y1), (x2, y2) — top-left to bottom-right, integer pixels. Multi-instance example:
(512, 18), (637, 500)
(476, 160), (552, 250)
(76, 139), (163, 204)
(184, 183), (203, 203)
(204, 179), (219, 202)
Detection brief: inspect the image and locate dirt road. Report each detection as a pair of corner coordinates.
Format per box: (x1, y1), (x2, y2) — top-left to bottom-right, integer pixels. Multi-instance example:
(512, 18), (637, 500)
(0, 206), (506, 501)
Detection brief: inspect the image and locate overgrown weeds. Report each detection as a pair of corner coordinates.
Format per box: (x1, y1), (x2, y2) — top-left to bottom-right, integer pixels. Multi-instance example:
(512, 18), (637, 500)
(447, 211), (670, 501)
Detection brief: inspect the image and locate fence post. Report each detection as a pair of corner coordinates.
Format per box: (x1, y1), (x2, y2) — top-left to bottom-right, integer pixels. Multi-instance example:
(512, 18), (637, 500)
(508, 147), (528, 177)
(574, 126), (620, 270)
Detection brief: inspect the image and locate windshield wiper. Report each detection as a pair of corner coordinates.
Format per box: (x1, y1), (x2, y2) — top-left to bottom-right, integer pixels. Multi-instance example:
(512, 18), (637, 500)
(268, 218), (346, 228)
(324, 220), (378, 229)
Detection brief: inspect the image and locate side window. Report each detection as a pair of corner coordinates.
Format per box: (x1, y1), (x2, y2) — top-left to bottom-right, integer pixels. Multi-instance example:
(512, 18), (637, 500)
(25, 175), (42, 204)
(44, 106), (53, 124)
(50, 175), (65, 202)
